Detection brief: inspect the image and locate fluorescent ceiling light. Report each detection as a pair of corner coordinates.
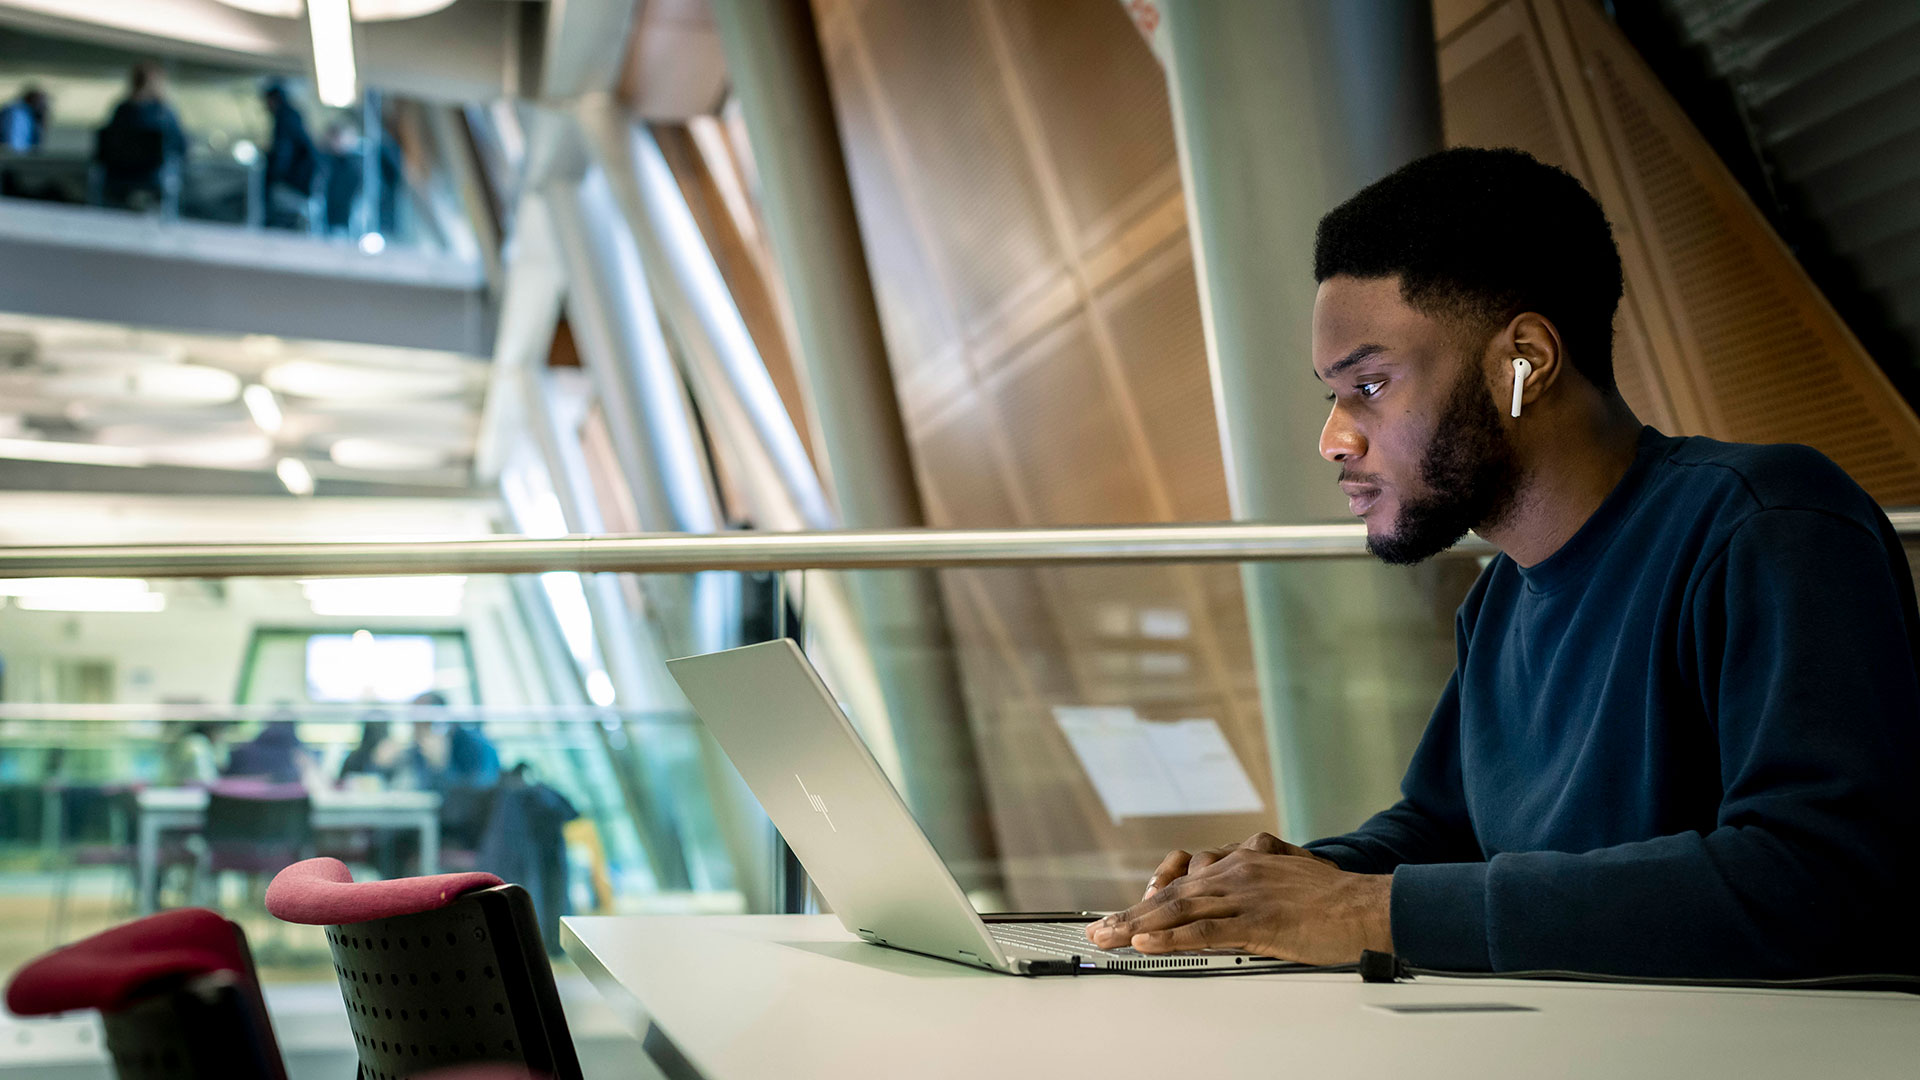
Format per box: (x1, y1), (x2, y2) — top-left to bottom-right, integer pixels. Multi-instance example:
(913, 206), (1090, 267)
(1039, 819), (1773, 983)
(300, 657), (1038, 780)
(0, 577), (167, 613)
(39, 363), (241, 406)
(15, 592), (167, 613)
(276, 456), (315, 496)
(328, 437), (446, 471)
(214, 0), (458, 19)
(308, 0), (358, 108)
(243, 384), (284, 433)
(264, 359), (469, 402)
(0, 438), (149, 467)
(300, 575), (467, 617)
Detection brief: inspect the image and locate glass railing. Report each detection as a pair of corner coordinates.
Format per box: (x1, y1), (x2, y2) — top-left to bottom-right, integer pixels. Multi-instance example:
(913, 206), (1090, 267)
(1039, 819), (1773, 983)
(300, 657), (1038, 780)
(1, 517), (1915, 987)
(0, 703), (742, 985)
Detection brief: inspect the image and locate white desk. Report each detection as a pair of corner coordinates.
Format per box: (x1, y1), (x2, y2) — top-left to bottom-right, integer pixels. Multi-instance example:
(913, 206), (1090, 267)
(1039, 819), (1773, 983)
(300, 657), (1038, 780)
(562, 914), (1920, 1080)
(136, 786), (441, 913)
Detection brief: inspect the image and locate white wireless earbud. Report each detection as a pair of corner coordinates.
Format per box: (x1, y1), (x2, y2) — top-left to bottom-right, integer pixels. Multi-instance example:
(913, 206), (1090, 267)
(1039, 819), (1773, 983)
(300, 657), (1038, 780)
(1509, 357), (1532, 418)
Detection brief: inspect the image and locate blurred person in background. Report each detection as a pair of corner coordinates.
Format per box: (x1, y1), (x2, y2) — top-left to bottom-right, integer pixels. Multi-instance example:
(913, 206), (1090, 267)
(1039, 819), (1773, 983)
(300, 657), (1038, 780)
(320, 120), (361, 234)
(223, 711), (312, 784)
(162, 718), (230, 786)
(0, 85), (49, 151)
(400, 691), (500, 789)
(337, 709), (403, 784)
(260, 81), (316, 230)
(94, 62), (184, 212)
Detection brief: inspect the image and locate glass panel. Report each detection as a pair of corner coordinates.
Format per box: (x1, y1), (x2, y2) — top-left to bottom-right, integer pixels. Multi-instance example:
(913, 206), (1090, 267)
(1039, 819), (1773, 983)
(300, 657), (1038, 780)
(0, 23), (465, 253)
(0, 569), (789, 995)
(793, 559), (1480, 914)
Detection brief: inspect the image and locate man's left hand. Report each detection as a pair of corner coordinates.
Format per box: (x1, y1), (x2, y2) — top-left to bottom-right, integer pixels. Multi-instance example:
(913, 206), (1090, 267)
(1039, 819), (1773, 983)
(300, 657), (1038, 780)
(1084, 849), (1393, 965)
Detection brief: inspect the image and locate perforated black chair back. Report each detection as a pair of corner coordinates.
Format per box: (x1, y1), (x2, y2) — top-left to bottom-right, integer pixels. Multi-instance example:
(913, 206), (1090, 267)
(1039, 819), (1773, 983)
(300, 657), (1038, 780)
(325, 883), (581, 1080)
(102, 970), (288, 1080)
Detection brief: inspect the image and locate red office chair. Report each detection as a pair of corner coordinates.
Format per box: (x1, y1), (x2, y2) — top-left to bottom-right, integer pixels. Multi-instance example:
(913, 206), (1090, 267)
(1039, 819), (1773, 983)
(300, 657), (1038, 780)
(265, 857), (580, 1080)
(5, 907), (288, 1080)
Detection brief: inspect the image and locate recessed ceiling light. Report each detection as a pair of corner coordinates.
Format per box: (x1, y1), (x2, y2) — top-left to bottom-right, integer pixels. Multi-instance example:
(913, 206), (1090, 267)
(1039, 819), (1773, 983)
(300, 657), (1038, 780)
(276, 457), (316, 496)
(243, 384), (284, 433)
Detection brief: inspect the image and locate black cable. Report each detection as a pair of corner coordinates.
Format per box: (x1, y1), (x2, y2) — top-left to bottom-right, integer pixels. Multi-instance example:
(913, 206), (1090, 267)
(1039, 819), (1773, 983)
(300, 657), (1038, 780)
(1058, 950), (1920, 993)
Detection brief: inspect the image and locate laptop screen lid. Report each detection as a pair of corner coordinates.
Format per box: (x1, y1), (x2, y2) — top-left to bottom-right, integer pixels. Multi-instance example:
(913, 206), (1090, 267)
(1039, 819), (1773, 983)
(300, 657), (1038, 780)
(665, 640), (1008, 970)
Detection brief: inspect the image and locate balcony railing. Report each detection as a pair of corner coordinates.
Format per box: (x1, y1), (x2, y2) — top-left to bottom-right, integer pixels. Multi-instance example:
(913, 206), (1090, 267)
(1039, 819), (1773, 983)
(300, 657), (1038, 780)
(0, 511), (1916, 577)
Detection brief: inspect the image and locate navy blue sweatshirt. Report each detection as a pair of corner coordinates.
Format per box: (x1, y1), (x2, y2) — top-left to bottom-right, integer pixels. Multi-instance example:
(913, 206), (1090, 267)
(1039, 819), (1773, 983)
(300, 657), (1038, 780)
(1306, 428), (1920, 978)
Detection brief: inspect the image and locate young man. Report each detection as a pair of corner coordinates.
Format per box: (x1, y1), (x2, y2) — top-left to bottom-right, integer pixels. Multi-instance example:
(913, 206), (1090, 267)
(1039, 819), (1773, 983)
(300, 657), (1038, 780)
(1087, 147), (1920, 978)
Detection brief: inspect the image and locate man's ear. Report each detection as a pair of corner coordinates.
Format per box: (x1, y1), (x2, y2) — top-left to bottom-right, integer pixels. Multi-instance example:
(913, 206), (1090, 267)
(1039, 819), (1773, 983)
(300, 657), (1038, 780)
(1502, 312), (1565, 411)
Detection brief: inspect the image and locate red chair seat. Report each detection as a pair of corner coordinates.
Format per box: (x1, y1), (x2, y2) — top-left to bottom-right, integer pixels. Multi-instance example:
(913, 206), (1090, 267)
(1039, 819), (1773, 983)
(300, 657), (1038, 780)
(6, 908), (247, 1016)
(265, 857), (502, 925)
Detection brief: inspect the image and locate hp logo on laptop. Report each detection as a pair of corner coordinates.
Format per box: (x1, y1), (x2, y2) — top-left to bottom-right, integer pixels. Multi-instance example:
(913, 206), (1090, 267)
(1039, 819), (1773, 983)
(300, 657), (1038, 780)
(795, 774), (837, 832)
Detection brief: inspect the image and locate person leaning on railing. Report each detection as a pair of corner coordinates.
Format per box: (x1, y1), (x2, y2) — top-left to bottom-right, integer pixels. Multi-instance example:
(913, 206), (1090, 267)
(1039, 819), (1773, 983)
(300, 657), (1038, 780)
(1088, 147), (1920, 980)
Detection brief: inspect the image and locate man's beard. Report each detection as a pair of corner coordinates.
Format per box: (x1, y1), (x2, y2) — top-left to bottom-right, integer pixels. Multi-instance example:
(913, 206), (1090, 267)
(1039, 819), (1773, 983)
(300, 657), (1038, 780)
(1364, 363), (1521, 566)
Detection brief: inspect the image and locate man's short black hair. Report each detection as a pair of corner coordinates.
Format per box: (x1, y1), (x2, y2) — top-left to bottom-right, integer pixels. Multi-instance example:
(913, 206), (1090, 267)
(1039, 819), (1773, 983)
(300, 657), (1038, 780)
(1314, 147), (1625, 395)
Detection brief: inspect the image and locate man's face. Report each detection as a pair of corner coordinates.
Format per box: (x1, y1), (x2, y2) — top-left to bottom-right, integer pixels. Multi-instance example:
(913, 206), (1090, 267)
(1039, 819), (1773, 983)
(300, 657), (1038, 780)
(1312, 276), (1520, 565)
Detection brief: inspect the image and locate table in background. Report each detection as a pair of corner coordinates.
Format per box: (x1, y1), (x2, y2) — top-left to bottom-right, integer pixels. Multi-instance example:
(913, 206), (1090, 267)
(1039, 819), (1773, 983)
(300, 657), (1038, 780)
(136, 786), (441, 913)
(562, 914), (1920, 1080)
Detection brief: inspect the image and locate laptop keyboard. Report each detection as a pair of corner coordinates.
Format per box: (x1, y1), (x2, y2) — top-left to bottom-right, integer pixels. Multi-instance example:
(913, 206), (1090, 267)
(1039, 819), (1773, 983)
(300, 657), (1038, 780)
(987, 921), (1143, 957)
(988, 920), (1255, 958)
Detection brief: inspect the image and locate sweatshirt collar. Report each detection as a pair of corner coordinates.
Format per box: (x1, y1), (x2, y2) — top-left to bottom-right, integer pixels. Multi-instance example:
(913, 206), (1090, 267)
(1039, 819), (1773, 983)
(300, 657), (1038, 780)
(1512, 426), (1675, 593)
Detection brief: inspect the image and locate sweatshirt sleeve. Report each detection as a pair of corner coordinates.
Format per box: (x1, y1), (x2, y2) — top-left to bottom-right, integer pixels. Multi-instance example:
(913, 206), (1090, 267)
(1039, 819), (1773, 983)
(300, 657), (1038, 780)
(1388, 508), (1920, 977)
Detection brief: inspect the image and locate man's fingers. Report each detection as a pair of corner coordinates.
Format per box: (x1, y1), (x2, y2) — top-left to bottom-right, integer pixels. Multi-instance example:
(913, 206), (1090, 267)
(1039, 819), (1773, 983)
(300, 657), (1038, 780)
(1243, 832), (1288, 855)
(1108, 895), (1237, 936)
(1143, 849), (1193, 898)
(1131, 918), (1242, 954)
(1187, 844), (1238, 875)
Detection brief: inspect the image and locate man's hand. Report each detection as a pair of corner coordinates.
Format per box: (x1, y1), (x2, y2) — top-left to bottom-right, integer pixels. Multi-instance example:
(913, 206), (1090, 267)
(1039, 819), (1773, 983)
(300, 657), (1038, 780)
(1085, 841), (1392, 965)
(1139, 831), (1330, 900)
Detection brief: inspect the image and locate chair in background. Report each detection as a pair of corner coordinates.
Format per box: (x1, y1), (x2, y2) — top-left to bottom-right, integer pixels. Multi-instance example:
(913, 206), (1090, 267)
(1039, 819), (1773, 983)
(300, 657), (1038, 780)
(198, 780), (312, 910)
(266, 857), (581, 1080)
(5, 907), (289, 1080)
(43, 781), (140, 943)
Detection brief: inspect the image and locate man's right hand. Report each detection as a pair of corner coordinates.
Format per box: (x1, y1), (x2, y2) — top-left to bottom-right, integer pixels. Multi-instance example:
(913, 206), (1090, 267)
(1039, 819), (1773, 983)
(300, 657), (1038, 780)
(1141, 831), (1331, 900)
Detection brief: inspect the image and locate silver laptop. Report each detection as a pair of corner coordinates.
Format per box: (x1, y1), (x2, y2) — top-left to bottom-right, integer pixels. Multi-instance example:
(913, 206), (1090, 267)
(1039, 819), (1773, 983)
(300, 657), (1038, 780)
(666, 639), (1295, 976)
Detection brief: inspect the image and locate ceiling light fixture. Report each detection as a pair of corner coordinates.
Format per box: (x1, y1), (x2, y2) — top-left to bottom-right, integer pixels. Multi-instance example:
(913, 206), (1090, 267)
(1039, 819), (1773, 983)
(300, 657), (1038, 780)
(0, 577), (167, 613)
(243, 384), (284, 433)
(276, 456), (316, 496)
(307, 0), (358, 108)
(0, 438), (150, 468)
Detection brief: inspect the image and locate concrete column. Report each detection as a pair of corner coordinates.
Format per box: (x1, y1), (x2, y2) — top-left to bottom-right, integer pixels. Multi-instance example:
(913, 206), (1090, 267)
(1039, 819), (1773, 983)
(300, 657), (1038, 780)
(704, 0), (1000, 886)
(1160, 0), (1449, 840)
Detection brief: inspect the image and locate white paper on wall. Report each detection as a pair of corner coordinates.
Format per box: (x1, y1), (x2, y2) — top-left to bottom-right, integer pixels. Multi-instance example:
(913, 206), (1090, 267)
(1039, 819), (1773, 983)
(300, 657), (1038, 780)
(1052, 706), (1264, 823)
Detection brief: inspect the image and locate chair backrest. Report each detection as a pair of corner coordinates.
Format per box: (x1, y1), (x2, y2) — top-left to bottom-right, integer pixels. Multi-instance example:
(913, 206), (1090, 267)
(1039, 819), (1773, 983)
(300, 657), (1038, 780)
(4, 908), (287, 1080)
(205, 784), (312, 848)
(323, 885), (580, 1080)
(266, 858), (577, 1080)
(102, 970), (287, 1080)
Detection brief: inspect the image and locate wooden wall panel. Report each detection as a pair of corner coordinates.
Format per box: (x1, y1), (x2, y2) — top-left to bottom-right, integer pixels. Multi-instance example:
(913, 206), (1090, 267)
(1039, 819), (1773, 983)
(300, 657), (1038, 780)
(1440, 0), (1920, 503)
(813, 0), (1271, 910)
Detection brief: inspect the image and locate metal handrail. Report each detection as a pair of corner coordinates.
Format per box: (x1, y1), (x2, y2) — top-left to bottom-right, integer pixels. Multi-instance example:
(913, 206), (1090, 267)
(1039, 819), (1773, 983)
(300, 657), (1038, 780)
(0, 511), (1914, 578)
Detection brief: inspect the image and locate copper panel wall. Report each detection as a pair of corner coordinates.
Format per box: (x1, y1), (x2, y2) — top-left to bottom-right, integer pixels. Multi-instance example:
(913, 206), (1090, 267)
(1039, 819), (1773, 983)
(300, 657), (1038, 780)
(812, 0), (1270, 909)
